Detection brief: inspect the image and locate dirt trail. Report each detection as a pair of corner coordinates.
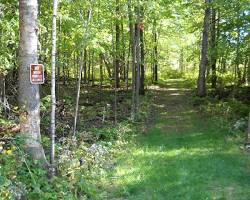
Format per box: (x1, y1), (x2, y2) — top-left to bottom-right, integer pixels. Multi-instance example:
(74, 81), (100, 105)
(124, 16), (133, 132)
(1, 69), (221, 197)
(149, 79), (195, 133)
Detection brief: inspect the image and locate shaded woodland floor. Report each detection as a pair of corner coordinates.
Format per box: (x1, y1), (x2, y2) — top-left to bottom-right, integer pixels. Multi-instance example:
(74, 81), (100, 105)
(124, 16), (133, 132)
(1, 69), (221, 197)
(102, 80), (250, 200)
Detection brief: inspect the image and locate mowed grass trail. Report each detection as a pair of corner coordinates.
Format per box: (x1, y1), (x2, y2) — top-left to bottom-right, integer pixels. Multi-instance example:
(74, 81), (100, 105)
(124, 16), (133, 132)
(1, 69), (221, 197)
(104, 80), (250, 200)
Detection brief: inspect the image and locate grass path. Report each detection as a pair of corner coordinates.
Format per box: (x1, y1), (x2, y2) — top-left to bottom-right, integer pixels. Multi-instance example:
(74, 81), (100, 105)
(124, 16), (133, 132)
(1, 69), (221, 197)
(104, 80), (250, 200)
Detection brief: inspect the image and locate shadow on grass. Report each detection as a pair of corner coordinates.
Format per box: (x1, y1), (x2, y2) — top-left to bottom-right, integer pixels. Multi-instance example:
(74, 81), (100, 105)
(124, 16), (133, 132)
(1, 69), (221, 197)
(110, 115), (250, 199)
(112, 149), (250, 200)
(110, 124), (250, 199)
(106, 80), (250, 200)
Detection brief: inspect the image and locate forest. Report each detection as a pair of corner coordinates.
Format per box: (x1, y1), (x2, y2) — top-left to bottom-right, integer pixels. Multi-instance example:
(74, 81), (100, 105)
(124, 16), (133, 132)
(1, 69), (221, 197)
(0, 0), (250, 199)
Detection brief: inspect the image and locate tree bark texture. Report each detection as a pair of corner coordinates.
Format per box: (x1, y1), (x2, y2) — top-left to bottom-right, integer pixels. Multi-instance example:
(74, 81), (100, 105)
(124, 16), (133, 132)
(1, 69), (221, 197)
(139, 18), (145, 95)
(115, 0), (120, 88)
(73, 52), (84, 137)
(135, 7), (141, 114)
(211, 8), (217, 89)
(197, 0), (211, 97)
(50, 0), (58, 175)
(128, 0), (136, 121)
(19, 0), (47, 163)
(153, 19), (158, 83)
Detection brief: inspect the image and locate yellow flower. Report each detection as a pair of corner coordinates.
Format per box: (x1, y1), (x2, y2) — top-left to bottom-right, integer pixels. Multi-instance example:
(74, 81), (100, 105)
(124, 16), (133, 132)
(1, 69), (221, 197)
(4, 150), (12, 155)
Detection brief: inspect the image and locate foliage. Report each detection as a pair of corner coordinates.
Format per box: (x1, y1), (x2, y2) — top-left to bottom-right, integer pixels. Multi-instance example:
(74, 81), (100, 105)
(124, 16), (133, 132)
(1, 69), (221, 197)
(192, 95), (249, 135)
(0, 135), (107, 199)
(0, 113), (141, 199)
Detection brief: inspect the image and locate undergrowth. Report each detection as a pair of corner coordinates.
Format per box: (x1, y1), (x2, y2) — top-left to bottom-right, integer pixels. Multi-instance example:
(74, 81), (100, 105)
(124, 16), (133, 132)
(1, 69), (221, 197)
(191, 95), (249, 136)
(0, 88), (153, 199)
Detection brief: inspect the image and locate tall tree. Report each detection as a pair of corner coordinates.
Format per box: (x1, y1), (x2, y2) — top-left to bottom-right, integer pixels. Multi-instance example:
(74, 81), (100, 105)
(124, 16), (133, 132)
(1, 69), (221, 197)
(152, 18), (158, 83)
(210, 7), (217, 88)
(197, 0), (211, 97)
(129, 0), (136, 121)
(139, 8), (145, 95)
(235, 8), (241, 86)
(51, 0), (58, 175)
(18, 0), (47, 164)
(135, 4), (141, 115)
(115, 0), (120, 88)
(73, 8), (92, 135)
(73, 52), (84, 136)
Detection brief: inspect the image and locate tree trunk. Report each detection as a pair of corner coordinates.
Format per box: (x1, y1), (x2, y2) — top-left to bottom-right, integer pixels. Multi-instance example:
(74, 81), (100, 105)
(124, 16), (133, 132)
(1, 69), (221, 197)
(19, 0), (47, 164)
(88, 50), (91, 84)
(0, 74), (5, 103)
(56, 18), (61, 100)
(73, 52), (84, 136)
(114, 56), (118, 124)
(83, 49), (87, 84)
(197, 0), (211, 97)
(73, 8), (92, 135)
(247, 56), (250, 85)
(211, 7), (217, 88)
(246, 111), (250, 144)
(242, 58), (247, 84)
(126, 41), (130, 90)
(100, 54), (103, 87)
(50, 0), (58, 175)
(91, 52), (94, 86)
(135, 6), (141, 115)
(139, 21), (145, 95)
(0, 74), (7, 117)
(128, 0), (136, 121)
(102, 54), (113, 80)
(179, 48), (184, 74)
(152, 19), (158, 83)
(115, 0), (120, 88)
(235, 16), (241, 86)
(121, 22), (126, 82)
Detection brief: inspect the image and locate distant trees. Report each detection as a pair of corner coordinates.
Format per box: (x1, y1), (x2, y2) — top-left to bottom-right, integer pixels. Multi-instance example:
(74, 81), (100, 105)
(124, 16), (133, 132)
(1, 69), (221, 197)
(0, 0), (248, 139)
(197, 0), (250, 96)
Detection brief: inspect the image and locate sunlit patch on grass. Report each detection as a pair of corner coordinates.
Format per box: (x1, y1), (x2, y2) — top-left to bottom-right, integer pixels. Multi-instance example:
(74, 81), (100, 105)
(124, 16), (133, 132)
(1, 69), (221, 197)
(169, 92), (181, 96)
(108, 119), (250, 199)
(101, 80), (250, 200)
(154, 104), (165, 108)
(132, 147), (214, 157)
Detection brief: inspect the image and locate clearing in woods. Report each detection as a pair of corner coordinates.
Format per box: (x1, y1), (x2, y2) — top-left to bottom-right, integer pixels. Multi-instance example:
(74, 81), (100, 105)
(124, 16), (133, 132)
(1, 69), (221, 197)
(104, 79), (250, 200)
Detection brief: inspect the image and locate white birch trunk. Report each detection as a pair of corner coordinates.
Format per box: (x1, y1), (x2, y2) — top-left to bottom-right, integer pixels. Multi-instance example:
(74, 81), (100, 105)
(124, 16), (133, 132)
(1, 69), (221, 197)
(51, 0), (58, 175)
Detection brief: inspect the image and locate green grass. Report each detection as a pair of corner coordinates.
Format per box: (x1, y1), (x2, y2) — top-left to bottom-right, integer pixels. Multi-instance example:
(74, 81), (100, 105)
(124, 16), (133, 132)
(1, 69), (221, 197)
(103, 80), (250, 200)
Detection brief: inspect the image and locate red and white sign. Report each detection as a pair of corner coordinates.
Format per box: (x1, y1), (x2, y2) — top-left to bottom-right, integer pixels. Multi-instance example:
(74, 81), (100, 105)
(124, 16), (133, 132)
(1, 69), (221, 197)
(30, 64), (44, 84)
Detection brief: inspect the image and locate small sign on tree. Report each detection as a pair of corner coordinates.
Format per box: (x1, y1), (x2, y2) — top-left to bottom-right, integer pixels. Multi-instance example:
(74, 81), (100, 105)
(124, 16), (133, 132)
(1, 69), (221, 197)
(139, 22), (145, 31)
(30, 64), (44, 84)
